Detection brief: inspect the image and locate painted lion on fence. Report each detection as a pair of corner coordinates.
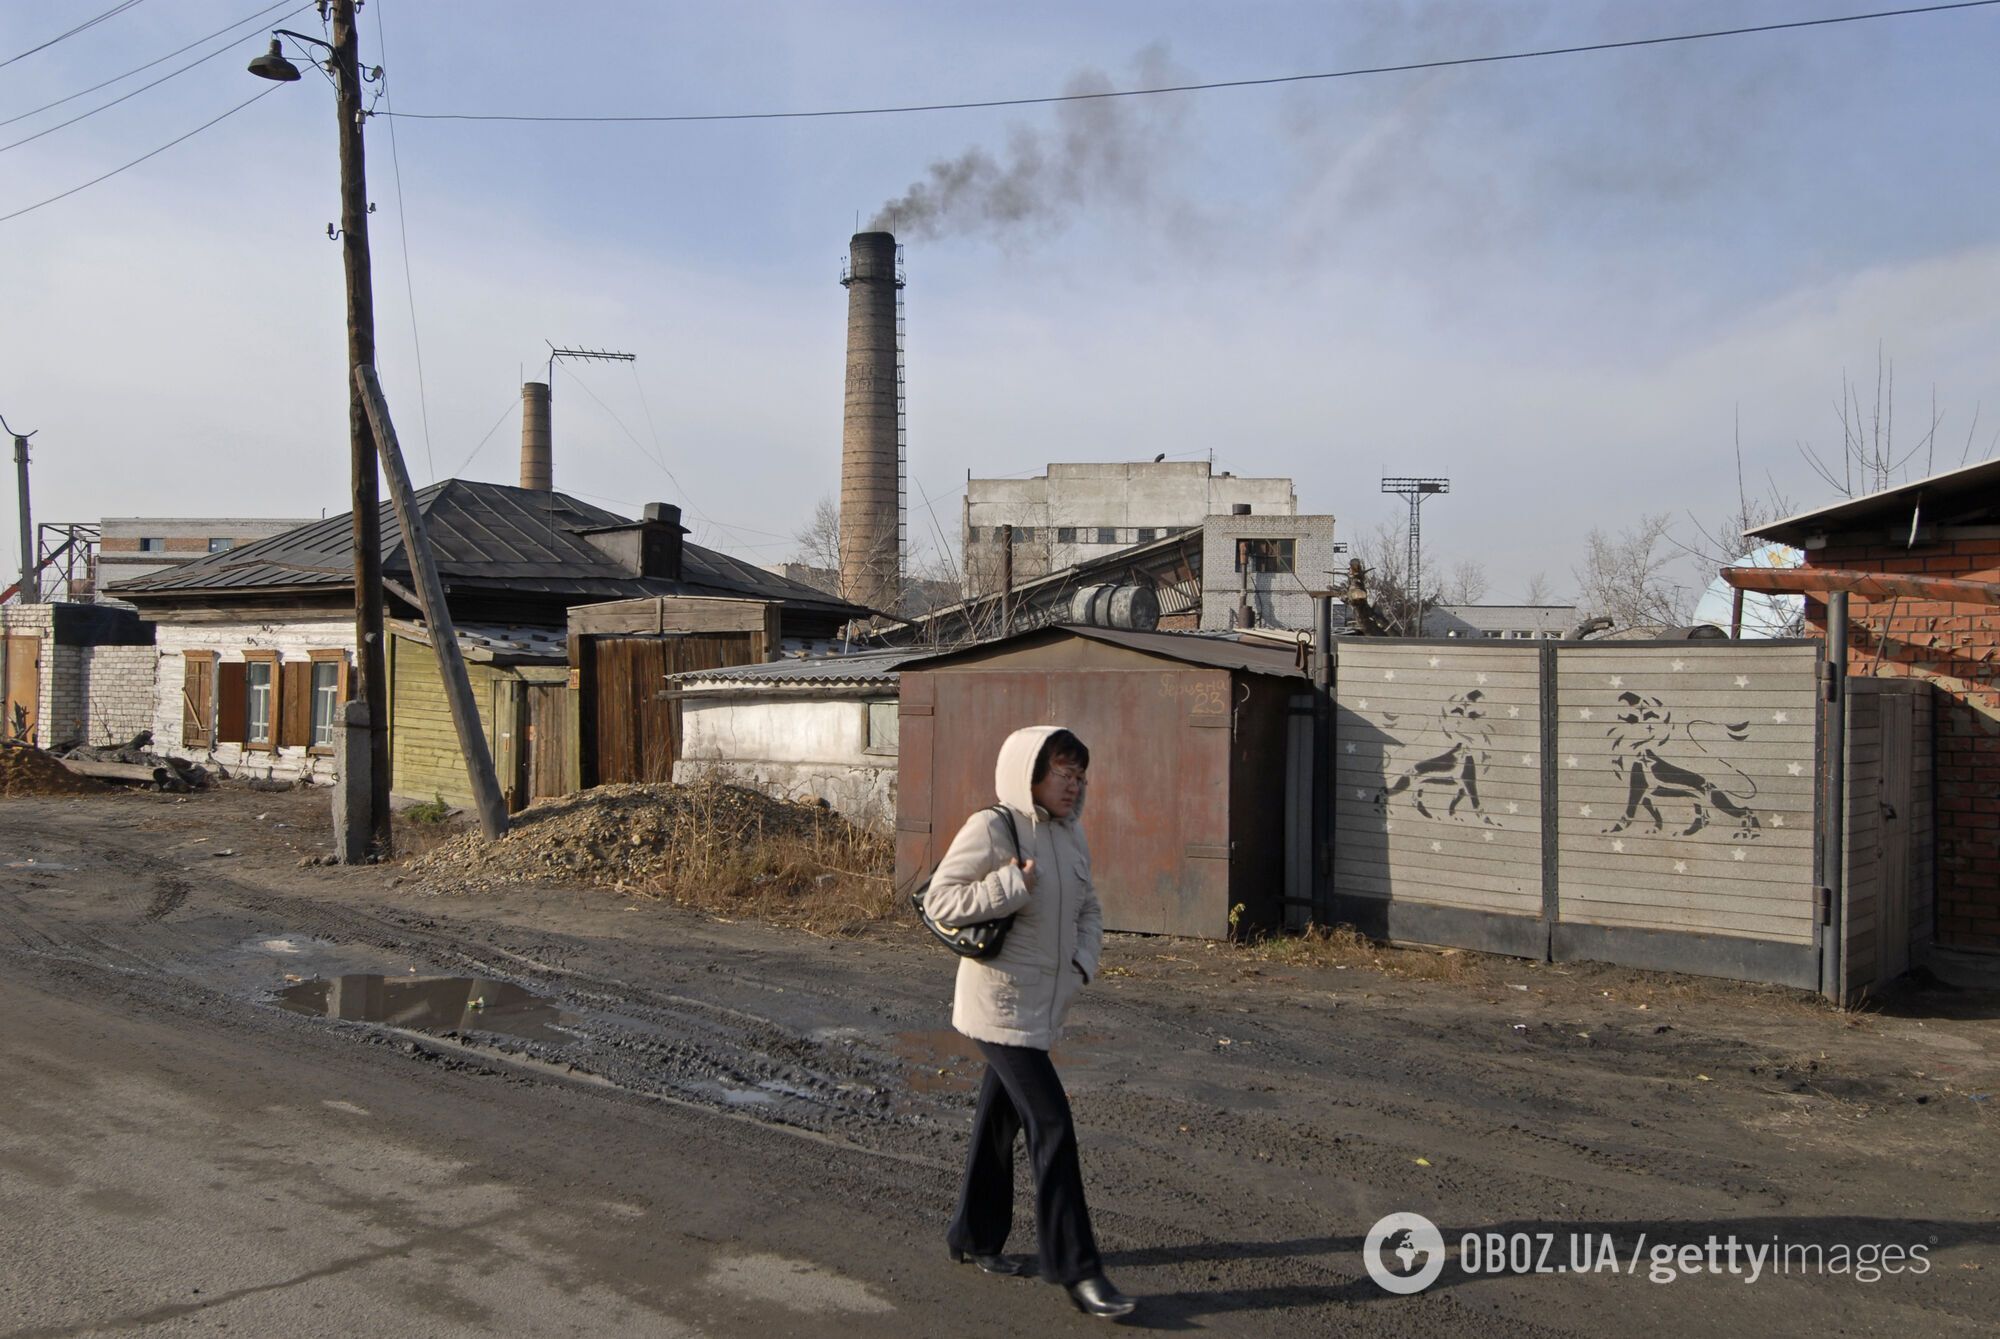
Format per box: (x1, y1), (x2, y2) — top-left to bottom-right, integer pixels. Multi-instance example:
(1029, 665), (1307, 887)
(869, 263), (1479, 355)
(1600, 691), (1762, 839)
(1381, 688), (1500, 824)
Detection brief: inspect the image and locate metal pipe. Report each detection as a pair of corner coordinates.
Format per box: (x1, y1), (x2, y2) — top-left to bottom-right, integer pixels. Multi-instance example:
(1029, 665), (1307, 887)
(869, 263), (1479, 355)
(1823, 589), (1849, 1002)
(1312, 592), (1336, 919)
(13, 435), (33, 605)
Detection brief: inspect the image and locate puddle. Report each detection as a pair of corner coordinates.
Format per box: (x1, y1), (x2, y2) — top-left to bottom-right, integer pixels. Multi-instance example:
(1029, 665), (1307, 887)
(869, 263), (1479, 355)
(275, 974), (578, 1044)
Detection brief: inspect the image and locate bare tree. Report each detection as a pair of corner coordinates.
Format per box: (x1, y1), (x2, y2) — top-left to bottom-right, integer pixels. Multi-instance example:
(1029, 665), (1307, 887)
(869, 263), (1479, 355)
(1796, 347), (1994, 500)
(1354, 521), (1438, 635)
(1521, 571), (1556, 604)
(791, 496), (842, 574)
(1442, 559), (1488, 606)
(1574, 513), (1695, 630)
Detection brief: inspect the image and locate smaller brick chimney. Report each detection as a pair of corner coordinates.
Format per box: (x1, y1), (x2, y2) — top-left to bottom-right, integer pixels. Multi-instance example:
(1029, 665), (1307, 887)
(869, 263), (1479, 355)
(578, 502), (685, 580)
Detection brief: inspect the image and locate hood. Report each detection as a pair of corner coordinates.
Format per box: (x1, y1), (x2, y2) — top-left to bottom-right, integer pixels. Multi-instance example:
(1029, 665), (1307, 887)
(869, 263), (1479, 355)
(994, 724), (1085, 824)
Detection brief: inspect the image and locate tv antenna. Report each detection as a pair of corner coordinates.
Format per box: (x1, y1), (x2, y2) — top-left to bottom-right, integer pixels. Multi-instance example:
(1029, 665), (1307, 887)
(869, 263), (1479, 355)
(545, 342), (635, 391)
(1380, 476), (1450, 635)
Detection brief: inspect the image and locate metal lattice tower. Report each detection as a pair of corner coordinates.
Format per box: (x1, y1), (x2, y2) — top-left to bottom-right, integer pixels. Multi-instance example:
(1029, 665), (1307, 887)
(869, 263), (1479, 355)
(1380, 477), (1450, 635)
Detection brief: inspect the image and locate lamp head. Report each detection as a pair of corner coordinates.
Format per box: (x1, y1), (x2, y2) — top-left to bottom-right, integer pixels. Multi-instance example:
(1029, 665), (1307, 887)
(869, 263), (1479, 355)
(248, 40), (302, 82)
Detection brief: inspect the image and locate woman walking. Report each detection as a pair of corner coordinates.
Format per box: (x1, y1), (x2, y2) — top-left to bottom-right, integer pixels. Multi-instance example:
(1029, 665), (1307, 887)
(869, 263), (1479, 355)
(923, 725), (1136, 1320)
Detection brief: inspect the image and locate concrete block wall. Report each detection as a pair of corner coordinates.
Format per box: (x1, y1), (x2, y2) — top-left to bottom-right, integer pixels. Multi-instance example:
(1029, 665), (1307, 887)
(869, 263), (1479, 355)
(1812, 534), (2000, 950)
(1200, 513), (1340, 631)
(674, 693), (898, 830)
(153, 618), (354, 784)
(80, 645), (158, 745)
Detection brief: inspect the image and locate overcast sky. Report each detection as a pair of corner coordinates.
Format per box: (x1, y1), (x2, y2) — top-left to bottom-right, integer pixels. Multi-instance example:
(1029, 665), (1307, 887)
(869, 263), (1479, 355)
(4, 0), (1997, 602)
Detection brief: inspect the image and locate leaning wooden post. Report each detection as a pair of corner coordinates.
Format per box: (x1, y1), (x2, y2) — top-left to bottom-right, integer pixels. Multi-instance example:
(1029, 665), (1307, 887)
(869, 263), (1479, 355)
(354, 364), (510, 840)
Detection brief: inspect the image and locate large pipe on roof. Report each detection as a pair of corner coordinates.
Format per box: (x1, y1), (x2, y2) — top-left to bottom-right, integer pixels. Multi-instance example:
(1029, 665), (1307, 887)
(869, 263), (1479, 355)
(840, 231), (902, 613)
(520, 381), (552, 491)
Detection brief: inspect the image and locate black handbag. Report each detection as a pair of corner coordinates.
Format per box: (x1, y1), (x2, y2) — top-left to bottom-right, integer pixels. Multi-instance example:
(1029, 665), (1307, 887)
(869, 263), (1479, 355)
(910, 804), (1023, 960)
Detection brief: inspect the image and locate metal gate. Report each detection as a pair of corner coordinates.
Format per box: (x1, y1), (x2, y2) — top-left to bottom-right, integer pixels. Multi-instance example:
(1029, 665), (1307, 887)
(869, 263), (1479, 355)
(1333, 640), (1828, 989)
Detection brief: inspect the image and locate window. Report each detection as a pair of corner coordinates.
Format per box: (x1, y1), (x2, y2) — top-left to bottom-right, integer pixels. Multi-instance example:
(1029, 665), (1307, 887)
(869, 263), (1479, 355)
(1095, 527), (1119, 545)
(865, 700), (899, 756)
(1480, 630), (1503, 639)
(207, 537), (236, 554)
(310, 663), (340, 748)
(1056, 527), (1077, 544)
(1233, 538), (1296, 574)
(1014, 526), (1035, 542)
(245, 659), (274, 747)
(1541, 630), (1563, 640)
(1135, 527), (1159, 543)
(138, 537), (165, 553)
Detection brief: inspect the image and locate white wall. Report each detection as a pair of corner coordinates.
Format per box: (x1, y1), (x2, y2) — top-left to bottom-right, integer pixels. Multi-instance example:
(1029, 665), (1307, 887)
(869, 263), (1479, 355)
(674, 692), (897, 830)
(153, 618), (353, 783)
(79, 645), (157, 744)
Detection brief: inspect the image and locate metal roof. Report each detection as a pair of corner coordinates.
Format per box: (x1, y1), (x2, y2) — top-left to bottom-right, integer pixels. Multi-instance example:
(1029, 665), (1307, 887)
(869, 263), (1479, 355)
(386, 617), (568, 665)
(672, 648), (917, 687)
(899, 624), (1309, 678)
(1751, 456), (2000, 546)
(107, 479), (866, 618)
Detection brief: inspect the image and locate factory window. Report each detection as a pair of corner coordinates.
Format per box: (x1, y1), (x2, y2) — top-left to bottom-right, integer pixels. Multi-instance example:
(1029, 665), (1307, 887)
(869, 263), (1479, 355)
(1095, 528), (1119, 545)
(1056, 527), (1078, 544)
(1480, 630), (1503, 639)
(208, 537), (236, 553)
(1233, 538), (1296, 574)
(1014, 526), (1034, 543)
(138, 537), (165, 553)
(1134, 527), (1159, 543)
(1542, 631), (1563, 640)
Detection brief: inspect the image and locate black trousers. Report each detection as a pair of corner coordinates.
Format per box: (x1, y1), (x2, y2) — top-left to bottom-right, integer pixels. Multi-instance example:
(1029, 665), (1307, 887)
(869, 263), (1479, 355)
(946, 1039), (1103, 1286)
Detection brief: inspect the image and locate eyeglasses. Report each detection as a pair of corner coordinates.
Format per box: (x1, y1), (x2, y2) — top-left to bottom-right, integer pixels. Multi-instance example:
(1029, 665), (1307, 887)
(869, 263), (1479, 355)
(1050, 765), (1087, 786)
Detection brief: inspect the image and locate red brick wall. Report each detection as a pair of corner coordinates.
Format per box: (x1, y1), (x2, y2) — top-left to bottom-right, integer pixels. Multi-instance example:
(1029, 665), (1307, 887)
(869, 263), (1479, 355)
(1809, 536), (2000, 949)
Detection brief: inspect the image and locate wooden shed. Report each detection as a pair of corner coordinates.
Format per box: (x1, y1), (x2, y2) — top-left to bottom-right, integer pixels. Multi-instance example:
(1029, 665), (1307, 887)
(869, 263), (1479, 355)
(568, 596), (784, 787)
(894, 626), (1310, 939)
(386, 622), (572, 811)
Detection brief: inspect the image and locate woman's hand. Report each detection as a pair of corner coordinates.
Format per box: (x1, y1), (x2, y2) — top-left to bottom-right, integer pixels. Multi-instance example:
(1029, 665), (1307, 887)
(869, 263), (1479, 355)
(1010, 857), (1038, 891)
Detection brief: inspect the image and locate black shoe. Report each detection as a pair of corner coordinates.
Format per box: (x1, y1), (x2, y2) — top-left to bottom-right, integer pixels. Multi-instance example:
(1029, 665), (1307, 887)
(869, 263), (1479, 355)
(1066, 1275), (1137, 1319)
(950, 1247), (1025, 1276)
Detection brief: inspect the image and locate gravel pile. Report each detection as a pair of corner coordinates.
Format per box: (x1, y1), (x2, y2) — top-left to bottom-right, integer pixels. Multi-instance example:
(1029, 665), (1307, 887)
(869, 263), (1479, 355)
(406, 781), (857, 896)
(0, 740), (112, 797)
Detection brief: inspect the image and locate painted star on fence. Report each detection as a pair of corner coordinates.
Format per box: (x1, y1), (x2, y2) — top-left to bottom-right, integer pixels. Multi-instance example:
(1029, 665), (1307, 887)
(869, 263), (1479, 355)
(1567, 755), (1580, 768)
(1384, 669), (1397, 681)
(1506, 801), (1520, 814)
(1773, 815), (1786, 827)
(1609, 676), (1624, 689)
(1579, 708), (1594, 720)
(1612, 839), (1626, 853)
(1356, 788), (1370, 800)
(1428, 656), (1441, 669)
(1786, 762), (1804, 776)
(1673, 860), (1689, 875)
(1772, 710), (1789, 724)
(1736, 675), (1751, 688)
(1508, 705), (1521, 718)
(1345, 742), (1356, 754)
(1733, 850), (1747, 862)
(1357, 698), (1369, 710)
(1482, 831), (1495, 842)
(1671, 659), (1687, 672)
(1520, 754), (1533, 766)
(1477, 672), (1489, 684)
(1430, 840), (1443, 853)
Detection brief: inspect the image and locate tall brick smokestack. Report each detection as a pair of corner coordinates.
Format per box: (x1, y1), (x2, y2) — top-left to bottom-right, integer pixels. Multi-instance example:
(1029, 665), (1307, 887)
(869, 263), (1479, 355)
(839, 231), (902, 612)
(520, 381), (552, 491)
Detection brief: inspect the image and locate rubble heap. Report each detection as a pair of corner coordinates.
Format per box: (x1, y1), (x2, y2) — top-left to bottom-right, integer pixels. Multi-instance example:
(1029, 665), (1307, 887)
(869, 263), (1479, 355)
(0, 740), (112, 797)
(60, 731), (212, 792)
(407, 781), (867, 896)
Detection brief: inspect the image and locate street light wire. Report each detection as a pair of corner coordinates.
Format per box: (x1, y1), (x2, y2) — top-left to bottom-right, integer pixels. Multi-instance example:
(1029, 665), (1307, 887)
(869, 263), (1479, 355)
(0, 0), (152, 73)
(378, 1), (2000, 126)
(0, 9), (312, 155)
(0, 83), (280, 226)
(0, 1), (302, 129)
(372, 0), (436, 484)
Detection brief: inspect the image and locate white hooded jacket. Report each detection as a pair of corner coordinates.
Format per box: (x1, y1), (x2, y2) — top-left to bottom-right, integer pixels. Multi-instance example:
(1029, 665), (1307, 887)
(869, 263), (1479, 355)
(921, 724), (1104, 1050)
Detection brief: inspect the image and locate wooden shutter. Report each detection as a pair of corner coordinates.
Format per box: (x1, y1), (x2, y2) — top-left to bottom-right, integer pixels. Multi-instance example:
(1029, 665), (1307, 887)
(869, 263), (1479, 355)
(216, 662), (247, 744)
(280, 661), (312, 748)
(182, 655), (214, 746)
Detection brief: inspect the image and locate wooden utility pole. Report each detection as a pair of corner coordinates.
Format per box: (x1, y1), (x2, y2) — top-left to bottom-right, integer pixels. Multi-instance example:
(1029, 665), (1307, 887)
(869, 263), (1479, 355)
(331, 0), (390, 852)
(356, 366), (509, 840)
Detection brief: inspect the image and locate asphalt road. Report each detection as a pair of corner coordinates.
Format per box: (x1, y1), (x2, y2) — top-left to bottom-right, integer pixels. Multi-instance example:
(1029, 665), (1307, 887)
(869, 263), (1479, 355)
(2, 787), (1997, 1337)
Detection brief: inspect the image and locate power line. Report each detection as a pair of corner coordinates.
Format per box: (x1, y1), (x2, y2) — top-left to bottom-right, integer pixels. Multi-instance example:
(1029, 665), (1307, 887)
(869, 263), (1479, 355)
(373, 0), (435, 483)
(0, 9), (311, 156)
(450, 388), (525, 479)
(380, 1), (2000, 126)
(0, 1), (301, 130)
(0, 84), (280, 226)
(0, 0), (151, 72)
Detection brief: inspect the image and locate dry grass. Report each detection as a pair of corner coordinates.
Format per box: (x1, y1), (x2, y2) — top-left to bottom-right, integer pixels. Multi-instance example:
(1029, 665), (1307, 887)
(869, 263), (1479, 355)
(1236, 923), (1497, 985)
(640, 780), (898, 936)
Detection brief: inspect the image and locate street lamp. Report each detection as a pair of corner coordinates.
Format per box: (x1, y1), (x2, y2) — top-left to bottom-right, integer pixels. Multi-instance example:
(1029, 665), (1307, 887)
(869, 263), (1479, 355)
(250, 3), (390, 860)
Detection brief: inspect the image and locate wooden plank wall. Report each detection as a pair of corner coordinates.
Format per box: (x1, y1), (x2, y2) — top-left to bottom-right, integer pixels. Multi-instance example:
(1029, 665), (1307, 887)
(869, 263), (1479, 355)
(1843, 677), (1935, 997)
(1844, 681), (1886, 991)
(1554, 644), (1820, 946)
(1334, 641), (1546, 921)
(391, 636), (500, 807)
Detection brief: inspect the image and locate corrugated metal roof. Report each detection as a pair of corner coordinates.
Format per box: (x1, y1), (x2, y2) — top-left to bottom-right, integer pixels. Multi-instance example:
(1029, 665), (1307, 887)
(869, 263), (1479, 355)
(1752, 456), (2000, 546)
(900, 624), (1309, 678)
(108, 479), (866, 618)
(387, 617), (568, 664)
(672, 648), (916, 686)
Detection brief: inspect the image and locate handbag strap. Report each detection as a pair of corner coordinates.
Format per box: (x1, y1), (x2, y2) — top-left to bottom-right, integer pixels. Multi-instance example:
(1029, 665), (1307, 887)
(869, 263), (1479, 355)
(990, 803), (1022, 863)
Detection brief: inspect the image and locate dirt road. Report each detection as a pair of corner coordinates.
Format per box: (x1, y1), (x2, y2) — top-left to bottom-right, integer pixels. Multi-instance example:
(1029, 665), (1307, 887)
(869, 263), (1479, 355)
(3, 787), (1996, 1336)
